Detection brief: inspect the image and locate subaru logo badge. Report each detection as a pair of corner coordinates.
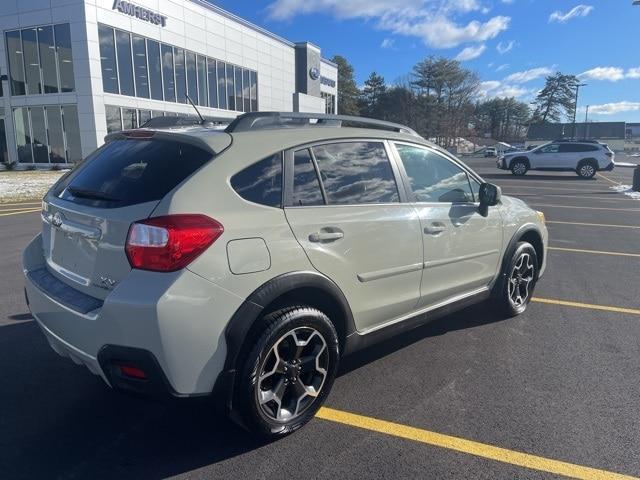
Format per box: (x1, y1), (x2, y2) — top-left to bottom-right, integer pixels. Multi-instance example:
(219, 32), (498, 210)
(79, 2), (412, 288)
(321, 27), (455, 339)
(309, 67), (320, 80)
(51, 212), (63, 228)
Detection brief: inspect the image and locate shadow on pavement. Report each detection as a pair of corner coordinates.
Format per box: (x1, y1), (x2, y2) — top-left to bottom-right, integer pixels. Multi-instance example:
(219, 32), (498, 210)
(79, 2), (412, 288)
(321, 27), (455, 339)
(1, 303), (505, 479)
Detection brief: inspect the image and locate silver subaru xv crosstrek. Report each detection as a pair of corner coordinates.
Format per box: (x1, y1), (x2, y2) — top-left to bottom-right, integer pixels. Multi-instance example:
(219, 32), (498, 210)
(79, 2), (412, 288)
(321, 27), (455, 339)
(23, 112), (547, 437)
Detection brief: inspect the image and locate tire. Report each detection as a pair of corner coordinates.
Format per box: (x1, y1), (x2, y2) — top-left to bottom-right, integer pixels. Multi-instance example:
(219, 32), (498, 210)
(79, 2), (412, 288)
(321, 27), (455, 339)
(510, 159), (529, 176)
(493, 242), (538, 317)
(576, 159), (597, 179)
(234, 306), (340, 438)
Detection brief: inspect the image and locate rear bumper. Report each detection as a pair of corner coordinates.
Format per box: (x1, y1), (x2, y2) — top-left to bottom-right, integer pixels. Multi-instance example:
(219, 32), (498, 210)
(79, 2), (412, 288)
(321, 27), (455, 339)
(497, 157), (507, 169)
(23, 234), (244, 397)
(602, 161), (615, 171)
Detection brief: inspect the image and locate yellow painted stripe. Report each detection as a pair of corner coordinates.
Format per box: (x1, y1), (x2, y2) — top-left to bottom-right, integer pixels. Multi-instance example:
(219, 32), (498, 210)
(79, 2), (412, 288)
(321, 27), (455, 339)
(546, 220), (640, 229)
(549, 246), (640, 258)
(0, 208), (41, 217)
(532, 297), (640, 316)
(597, 173), (621, 185)
(531, 204), (640, 212)
(316, 407), (638, 480)
(0, 206), (43, 213)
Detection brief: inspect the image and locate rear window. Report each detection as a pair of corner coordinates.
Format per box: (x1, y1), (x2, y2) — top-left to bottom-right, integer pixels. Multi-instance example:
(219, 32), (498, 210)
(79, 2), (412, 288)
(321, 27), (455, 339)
(58, 139), (211, 208)
(230, 153), (283, 208)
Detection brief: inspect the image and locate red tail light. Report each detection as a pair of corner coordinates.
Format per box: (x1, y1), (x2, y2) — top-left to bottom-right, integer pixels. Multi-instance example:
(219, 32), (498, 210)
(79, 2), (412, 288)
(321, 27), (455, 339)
(126, 214), (223, 272)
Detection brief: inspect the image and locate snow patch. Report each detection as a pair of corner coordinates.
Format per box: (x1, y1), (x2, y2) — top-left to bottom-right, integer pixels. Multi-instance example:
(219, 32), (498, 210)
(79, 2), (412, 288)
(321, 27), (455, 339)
(0, 171), (64, 203)
(610, 184), (640, 200)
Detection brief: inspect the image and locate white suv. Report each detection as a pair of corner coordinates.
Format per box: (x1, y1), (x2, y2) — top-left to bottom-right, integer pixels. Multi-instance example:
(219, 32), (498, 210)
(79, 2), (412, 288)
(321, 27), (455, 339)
(24, 112), (547, 437)
(498, 140), (615, 178)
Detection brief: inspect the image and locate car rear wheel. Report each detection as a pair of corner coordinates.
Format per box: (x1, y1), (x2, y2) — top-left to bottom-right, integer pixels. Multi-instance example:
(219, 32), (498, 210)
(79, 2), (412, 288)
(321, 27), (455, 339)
(576, 159), (597, 179)
(235, 306), (339, 438)
(493, 242), (538, 317)
(510, 159), (529, 176)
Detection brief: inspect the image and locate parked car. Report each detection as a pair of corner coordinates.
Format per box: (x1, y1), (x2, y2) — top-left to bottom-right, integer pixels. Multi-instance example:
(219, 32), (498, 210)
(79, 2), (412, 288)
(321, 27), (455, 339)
(497, 140), (615, 178)
(24, 112), (548, 438)
(484, 147), (497, 157)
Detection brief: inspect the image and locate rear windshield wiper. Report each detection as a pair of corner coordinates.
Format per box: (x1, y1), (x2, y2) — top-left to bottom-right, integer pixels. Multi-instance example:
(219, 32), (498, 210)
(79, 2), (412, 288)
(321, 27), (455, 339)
(66, 187), (120, 202)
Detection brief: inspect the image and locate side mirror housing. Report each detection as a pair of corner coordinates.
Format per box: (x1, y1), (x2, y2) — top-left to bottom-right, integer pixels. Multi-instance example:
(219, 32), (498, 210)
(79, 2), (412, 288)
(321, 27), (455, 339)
(478, 183), (501, 216)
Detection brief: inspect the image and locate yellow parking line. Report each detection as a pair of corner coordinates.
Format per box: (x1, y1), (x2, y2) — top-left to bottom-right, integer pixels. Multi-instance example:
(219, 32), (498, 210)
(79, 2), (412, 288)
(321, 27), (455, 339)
(549, 246), (640, 258)
(0, 206), (44, 214)
(546, 220), (640, 229)
(316, 407), (638, 480)
(597, 173), (621, 185)
(531, 204), (640, 212)
(0, 201), (41, 207)
(0, 208), (41, 217)
(532, 297), (640, 316)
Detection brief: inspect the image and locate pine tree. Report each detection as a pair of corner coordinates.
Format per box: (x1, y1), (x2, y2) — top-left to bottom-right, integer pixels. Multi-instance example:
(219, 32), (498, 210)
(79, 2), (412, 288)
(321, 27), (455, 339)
(330, 55), (360, 116)
(531, 72), (579, 123)
(360, 72), (387, 118)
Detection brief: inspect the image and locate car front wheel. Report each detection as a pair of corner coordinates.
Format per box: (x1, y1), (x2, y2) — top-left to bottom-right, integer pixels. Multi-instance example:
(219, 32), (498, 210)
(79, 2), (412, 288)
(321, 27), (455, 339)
(494, 242), (538, 317)
(510, 159), (529, 176)
(235, 306), (339, 438)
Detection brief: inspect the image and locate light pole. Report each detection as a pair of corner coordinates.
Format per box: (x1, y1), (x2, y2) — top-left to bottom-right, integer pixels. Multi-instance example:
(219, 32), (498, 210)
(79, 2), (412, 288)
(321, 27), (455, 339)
(584, 105), (590, 139)
(572, 82), (587, 140)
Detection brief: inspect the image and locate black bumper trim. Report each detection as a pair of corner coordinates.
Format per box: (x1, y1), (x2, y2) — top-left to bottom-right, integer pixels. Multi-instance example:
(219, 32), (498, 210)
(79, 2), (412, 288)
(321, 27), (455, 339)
(27, 268), (103, 314)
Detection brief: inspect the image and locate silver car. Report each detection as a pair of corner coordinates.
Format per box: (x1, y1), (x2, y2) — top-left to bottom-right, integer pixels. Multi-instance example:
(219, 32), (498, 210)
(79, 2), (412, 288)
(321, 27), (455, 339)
(23, 112), (548, 437)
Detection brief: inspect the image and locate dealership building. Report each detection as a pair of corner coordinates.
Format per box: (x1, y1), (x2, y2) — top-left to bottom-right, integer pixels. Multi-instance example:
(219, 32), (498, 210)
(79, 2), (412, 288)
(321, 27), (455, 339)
(0, 0), (338, 165)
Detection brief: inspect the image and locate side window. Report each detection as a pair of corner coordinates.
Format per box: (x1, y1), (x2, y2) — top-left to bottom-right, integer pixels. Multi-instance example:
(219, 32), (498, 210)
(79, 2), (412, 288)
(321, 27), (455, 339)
(311, 142), (399, 205)
(292, 149), (324, 206)
(231, 153), (282, 207)
(395, 144), (474, 203)
(540, 143), (560, 153)
(559, 144), (577, 153)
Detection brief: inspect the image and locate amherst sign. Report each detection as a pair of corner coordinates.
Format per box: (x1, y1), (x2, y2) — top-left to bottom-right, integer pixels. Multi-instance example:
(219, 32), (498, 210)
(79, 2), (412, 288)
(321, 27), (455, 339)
(112, 0), (167, 27)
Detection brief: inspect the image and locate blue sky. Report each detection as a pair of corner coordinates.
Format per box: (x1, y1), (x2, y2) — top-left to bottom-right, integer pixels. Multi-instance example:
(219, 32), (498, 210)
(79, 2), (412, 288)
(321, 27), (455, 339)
(211, 1), (640, 122)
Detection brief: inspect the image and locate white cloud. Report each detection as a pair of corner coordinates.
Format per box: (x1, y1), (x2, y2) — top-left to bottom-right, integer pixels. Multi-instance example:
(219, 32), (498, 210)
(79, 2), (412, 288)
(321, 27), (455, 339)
(588, 101), (640, 115)
(626, 68), (640, 79)
(267, 0), (510, 49)
(549, 4), (594, 23)
(381, 38), (395, 48)
(579, 67), (625, 82)
(478, 80), (529, 99)
(455, 44), (486, 61)
(496, 40), (515, 54)
(504, 67), (553, 84)
(496, 63), (509, 72)
(501, 0), (514, 3)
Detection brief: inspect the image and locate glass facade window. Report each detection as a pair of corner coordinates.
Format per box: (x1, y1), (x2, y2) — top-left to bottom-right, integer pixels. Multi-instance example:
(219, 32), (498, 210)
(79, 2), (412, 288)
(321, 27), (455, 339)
(174, 48), (187, 103)
(54, 24), (75, 93)
(138, 109), (151, 125)
(98, 25), (118, 94)
(0, 118), (8, 163)
(121, 108), (138, 130)
(147, 40), (163, 101)
(115, 30), (134, 96)
(12, 105), (81, 164)
(38, 26), (58, 94)
(217, 62), (227, 110)
(106, 105), (122, 133)
(207, 58), (218, 109)
(61, 105), (81, 163)
(322, 92), (336, 114)
(6, 30), (26, 95)
(234, 66), (243, 112)
(6, 24), (76, 96)
(242, 69), (251, 112)
(197, 55), (207, 107)
(185, 51), (197, 104)
(250, 71), (258, 112)
(161, 44), (175, 102)
(45, 107), (65, 163)
(22, 28), (42, 95)
(132, 35), (149, 98)
(95, 25), (258, 112)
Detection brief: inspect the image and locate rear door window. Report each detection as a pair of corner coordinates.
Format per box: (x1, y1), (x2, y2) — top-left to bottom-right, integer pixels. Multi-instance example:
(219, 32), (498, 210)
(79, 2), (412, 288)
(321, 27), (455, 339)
(231, 153), (283, 207)
(292, 149), (324, 206)
(58, 139), (211, 208)
(311, 141), (399, 205)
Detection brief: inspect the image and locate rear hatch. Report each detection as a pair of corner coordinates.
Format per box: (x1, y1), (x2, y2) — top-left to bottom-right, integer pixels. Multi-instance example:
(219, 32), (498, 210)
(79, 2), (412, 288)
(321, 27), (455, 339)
(41, 131), (229, 300)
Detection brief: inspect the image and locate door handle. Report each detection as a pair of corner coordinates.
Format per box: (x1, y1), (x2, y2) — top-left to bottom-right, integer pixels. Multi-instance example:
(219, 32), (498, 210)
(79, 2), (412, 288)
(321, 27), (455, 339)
(424, 223), (446, 235)
(309, 230), (344, 243)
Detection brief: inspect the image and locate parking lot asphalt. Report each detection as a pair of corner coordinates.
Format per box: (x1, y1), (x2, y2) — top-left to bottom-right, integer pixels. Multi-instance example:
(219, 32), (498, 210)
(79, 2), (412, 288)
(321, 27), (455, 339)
(1, 158), (639, 479)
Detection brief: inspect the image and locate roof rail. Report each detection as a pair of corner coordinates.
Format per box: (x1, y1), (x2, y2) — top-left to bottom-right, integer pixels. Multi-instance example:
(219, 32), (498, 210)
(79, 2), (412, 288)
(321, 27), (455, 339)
(224, 112), (419, 136)
(554, 138), (600, 144)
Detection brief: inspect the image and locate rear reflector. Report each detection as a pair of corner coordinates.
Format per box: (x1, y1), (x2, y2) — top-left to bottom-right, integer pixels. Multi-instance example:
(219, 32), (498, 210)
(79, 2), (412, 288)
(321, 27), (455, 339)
(119, 365), (148, 380)
(126, 214), (223, 272)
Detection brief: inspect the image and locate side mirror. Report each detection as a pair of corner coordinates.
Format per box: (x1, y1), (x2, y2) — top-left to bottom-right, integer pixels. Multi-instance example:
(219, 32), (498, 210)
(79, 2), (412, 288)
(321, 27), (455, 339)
(478, 183), (501, 217)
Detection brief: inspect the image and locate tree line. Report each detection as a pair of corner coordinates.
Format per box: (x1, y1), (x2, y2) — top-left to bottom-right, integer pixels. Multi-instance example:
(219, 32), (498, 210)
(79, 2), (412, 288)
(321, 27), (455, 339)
(330, 55), (581, 148)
